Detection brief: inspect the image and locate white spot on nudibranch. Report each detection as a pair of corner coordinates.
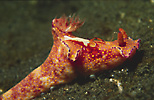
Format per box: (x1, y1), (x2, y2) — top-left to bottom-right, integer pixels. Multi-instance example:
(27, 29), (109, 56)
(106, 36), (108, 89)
(64, 36), (90, 46)
(40, 76), (49, 81)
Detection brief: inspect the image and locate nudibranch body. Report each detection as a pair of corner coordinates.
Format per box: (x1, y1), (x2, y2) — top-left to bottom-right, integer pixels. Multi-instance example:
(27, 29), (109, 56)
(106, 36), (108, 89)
(0, 15), (140, 100)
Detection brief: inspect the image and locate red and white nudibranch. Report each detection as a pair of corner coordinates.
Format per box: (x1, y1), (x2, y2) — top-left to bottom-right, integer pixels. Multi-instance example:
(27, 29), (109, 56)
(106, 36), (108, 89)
(0, 15), (140, 100)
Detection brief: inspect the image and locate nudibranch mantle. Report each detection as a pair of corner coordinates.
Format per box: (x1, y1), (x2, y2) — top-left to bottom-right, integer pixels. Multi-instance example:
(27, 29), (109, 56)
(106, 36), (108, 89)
(0, 15), (140, 100)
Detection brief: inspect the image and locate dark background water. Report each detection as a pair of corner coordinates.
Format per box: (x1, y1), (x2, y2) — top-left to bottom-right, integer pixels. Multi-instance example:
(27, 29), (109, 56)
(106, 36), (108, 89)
(0, 0), (154, 100)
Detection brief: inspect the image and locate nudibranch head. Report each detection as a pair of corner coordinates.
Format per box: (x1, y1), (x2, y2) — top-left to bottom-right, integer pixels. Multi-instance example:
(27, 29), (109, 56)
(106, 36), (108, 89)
(115, 28), (141, 58)
(52, 15), (84, 33)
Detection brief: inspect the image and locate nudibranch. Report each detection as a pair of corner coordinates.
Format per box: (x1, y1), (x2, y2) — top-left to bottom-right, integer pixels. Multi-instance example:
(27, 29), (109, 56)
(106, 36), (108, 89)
(0, 15), (140, 100)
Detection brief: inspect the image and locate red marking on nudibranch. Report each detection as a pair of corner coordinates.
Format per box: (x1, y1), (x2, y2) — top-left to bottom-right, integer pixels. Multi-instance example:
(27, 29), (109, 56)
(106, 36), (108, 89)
(0, 15), (140, 100)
